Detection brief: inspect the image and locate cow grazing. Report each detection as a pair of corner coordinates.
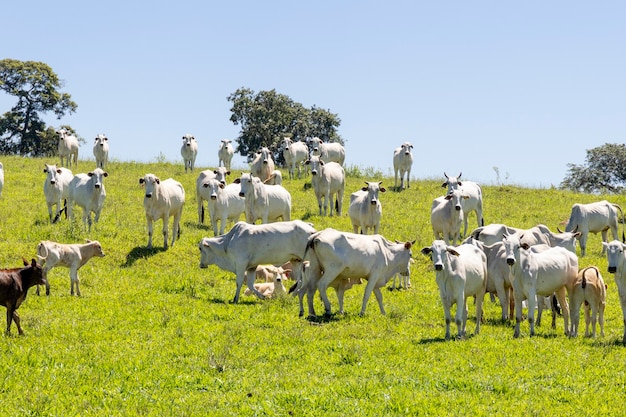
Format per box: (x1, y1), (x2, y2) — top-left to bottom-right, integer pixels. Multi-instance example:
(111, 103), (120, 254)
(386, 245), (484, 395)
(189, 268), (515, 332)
(181, 134), (198, 172)
(36, 240), (105, 296)
(196, 167), (230, 224)
(201, 178), (245, 236)
(0, 259), (46, 335)
(569, 266), (606, 338)
(307, 137), (345, 165)
(430, 189), (468, 245)
(43, 164), (73, 223)
(67, 168), (108, 231)
(218, 139), (234, 170)
(280, 138), (309, 179)
(301, 228), (414, 317)
(421, 240), (487, 339)
(139, 174), (185, 249)
(393, 142), (413, 189)
(306, 156), (345, 216)
(57, 128), (79, 167)
(198, 220), (317, 303)
(602, 240), (626, 343)
(565, 200), (625, 256)
(348, 181), (386, 234)
(93, 134), (109, 169)
(250, 147), (275, 183)
(0, 162), (4, 198)
(442, 172), (484, 237)
(503, 233), (578, 338)
(234, 173), (291, 224)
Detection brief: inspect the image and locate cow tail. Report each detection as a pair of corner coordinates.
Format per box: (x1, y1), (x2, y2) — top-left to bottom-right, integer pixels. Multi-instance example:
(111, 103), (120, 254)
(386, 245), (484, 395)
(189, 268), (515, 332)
(63, 198), (68, 219)
(335, 197), (339, 213)
(201, 206), (205, 224)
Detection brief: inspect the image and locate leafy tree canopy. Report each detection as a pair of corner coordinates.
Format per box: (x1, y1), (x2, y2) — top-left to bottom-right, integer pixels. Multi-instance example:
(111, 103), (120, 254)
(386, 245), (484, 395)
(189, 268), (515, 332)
(227, 87), (342, 160)
(0, 59), (77, 156)
(561, 143), (626, 193)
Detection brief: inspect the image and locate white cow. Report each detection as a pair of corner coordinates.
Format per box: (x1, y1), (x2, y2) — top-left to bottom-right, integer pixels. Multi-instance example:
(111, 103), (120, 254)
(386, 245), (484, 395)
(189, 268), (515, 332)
(57, 128), (79, 167)
(306, 156), (345, 216)
(234, 173), (291, 224)
(36, 240), (105, 296)
(393, 142), (413, 189)
(430, 189), (468, 245)
(389, 258), (415, 290)
(348, 181), (386, 234)
(565, 200), (625, 256)
(67, 168), (108, 231)
(421, 240), (487, 339)
(503, 234), (578, 338)
(139, 174), (185, 249)
(196, 168), (230, 224)
(307, 137), (345, 165)
(468, 223), (579, 252)
(181, 134), (198, 172)
(0, 162), (4, 198)
(280, 138), (309, 179)
(569, 266), (606, 338)
(301, 228), (414, 316)
(442, 172), (484, 237)
(602, 240), (626, 343)
(93, 134), (109, 169)
(218, 139), (234, 170)
(43, 164), (73, 223)
(263, 170), (283, 185)
(198, 220), (317, 303)
(250, 147), (275, 182)
(201, 178), (245, 236)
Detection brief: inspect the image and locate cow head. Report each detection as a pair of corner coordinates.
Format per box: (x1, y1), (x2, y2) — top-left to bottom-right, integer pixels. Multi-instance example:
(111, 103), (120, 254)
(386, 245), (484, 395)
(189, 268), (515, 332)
(502, 233), (529, 266)
(234, 173), (257, 197)
(182, 134), (196, 146)
(140, 173), (159, 198)
(213, 167), (230, 185)
(94, 134), (108, 146)
(88, 168), (108, 189)
(421, 240), (459, 271)
(442, 172), (463, 191)
(306, 156), (323, 176)
(604, 240), (626, 274)
(401, 142), (413, 155)
(361, 181), (386, 205)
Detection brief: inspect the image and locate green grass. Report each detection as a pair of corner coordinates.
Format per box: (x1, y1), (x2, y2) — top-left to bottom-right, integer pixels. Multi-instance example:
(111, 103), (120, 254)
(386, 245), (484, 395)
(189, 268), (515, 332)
(0, 155), (624, 416)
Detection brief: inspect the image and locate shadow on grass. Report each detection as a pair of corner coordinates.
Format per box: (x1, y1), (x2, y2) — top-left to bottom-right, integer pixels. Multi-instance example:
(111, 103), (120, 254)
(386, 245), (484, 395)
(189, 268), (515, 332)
(184, 221), (211, 232)
(304, 313), (344, 325)
(122, 246), (167, 267)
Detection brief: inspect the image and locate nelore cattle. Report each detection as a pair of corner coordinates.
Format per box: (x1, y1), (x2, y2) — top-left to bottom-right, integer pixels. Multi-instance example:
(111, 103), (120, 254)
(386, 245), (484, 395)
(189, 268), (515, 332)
(93, 134), (109, 169)
(67, 168), (108, 231)
(43, 164), (73, 223)
(200, 178), (245, 236)
(36, 240), (105, 296)
(181, 134), (198, 172)
(196, 167), (230, 224)
(218, 139), (234, 170)
(306, 155), (345, 216)
(393, 142), (413, 189)
(198, 220), (316, 303)
(57, 128), (79, 167)
(565, 200), (625, 256)
(0, 162), (4, 198)
(503, 234), (578, 338)
(301, 228), (413, 317)
(421, 240), (487, 339)
(235, 173), (291, 224)
(281, 137), (309, 180)
(430, 189), (468, 245)
(349, 181), (385, 234)
(0, 259), (46, 335)
(442, 172), (484, 237)
(250, 147), (275, 183)
(569, 266), (606, 338)
(308, 137), (345, 165)
(140, 174), (185, 249)
(602, 240), (626, 343)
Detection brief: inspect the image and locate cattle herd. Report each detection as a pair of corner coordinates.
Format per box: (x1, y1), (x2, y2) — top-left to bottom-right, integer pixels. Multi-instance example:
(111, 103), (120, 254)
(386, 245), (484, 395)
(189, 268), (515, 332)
(2, 132), (626, 346)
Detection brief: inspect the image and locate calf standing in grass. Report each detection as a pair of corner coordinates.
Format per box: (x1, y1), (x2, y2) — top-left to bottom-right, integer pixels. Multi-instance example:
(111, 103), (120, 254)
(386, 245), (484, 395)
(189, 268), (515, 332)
(0, 259), (46, 335)
(93, 134), (109, 169)
(349, 181), (385, 234)
(36, 240), (105, 296)
(569, 266), (606, 337)
(181, 134), (198, 172)
(140, 174), (185, 249)
(43, 164), (73, 223)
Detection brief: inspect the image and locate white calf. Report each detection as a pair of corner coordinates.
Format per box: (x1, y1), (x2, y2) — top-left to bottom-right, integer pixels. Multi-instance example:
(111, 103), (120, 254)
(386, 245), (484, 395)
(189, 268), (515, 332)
(280, 138), (309, 179)
(235, 173), (291, 224)
(181, 134), (198, 172)
(140, 173), (185, 249)
(201, 178), (245, 236)
(430, 189), (468, 245)
(57, 128), (79, 167)
(306, 156), (345, 216)
(349, 181), (385, 234)
(569, 266), (606, 337)
(93, 134), (109, 169)
(43, 164), (73, 223)
(218, 139), (234, 170)
(196, 167), (231, 224)
(442, 172), (484, 237)
(393, 142), (413, 189)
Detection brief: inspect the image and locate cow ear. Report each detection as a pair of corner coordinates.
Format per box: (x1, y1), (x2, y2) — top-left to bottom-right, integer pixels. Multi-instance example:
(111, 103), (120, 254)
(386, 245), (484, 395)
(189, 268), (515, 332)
(155, 178), (160, 184)
(103, 172), (108, 177)
(420, 247), (432, 255)
(234, 178), (241, 184)
(226, 171), (231, 175)
(361, 187), (368, 192)
(446, 248), (460, 256)
(56, 169), (62, 174)
(218, 183), (225, 189)
(23, 258), (29, 266)
(305, 160), (310, 165)
(441, 182), (447, 188)
(445, 194), (453, 200)
(380, 187), (386, 193)
(139, 178), (145, 184)
(43, 167), (48, 173)
(521, 243), (530, 250)
(404, 241), (412, 250)
(88, 172), (94, 177)
(457, 181), (463, 186)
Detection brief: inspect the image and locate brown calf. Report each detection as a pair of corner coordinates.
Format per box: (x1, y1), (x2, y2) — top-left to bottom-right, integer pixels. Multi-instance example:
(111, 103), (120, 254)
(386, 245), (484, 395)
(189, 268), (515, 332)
(570, 266), (607, 337)
(0, 259), (46, 335)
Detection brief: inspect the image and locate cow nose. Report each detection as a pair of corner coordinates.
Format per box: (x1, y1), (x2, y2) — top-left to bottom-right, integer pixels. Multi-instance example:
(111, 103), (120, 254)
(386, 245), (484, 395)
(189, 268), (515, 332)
(311, 170), (318, 175)
(50, 180), (56, 184)
(404, 151), (410, 155)
(507, 258), (515, 266)
(210, 195), (217, 200)
(145, 193), (152, 198)
(455, 206), (461, 211)
(239, 192), (245, 197)
(94, 184), (101, 189)
(220, 181), (226, 185)
(609, 266), (617, 273)
(434, 264), (443, 271)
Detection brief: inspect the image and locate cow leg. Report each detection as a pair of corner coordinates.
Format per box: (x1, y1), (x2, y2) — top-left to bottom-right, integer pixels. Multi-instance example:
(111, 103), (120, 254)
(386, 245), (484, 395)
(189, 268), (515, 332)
(555, 287), (569, 336)
(146, 216), (154, 249)
(12, 311), (23, 335)
(513, 291), (524, 338)
(44, 268), (51, 296)
(245, 268), (265, 300)
(579, 232), (588, 257)
(318, 269), (340, 316)
(162, 216), (170, 250)
(599, 301), (605, 337)
(494, 280), (508, 321)
(583, 303), (592, 337)
(5, 306), (14, 335)
(570, 297), (581, 337)
(454, 294), (465, 338)
(536, 296), (544, 327)
(359, 277), (380, 316)
(474, 287), (485, 335)
(527, 291), (537, 336)
(198, 199), (204, 224)
(371, 287), (386, 316)
(70, 267), (81, 296)
(172, 211), (183, 247)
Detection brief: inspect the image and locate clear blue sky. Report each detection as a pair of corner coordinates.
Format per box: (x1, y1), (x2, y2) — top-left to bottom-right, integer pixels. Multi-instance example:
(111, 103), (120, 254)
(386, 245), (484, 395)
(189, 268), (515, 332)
(2, 1), (624, 188)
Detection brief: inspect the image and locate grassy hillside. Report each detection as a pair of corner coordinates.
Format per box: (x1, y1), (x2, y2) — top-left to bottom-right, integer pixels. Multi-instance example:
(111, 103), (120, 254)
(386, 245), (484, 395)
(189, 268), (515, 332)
(0, 155), (624, 416)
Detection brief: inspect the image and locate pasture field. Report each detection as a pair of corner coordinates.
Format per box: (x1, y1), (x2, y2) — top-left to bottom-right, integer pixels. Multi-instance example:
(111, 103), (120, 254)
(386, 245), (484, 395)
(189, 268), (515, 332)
(0, 155), (625, 416)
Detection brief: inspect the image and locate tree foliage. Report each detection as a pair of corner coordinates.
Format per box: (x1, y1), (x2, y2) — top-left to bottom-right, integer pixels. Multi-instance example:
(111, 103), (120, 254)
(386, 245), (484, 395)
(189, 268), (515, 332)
(561, 143), (626, 193)
(0, 59), (77, 156)
(227, 87), (342, 161)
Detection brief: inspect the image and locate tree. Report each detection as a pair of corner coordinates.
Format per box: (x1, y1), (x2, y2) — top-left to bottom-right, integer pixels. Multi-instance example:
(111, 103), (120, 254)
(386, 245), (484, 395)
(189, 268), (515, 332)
(227, 87), (342, 161)
(0, 59), (77, 156)
(561, 143), (626, 193)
